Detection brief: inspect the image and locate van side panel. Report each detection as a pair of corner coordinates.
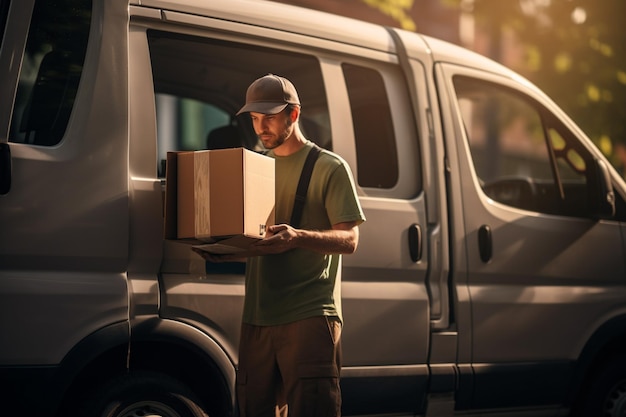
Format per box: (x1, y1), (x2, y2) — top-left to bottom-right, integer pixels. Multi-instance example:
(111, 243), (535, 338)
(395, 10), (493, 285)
(0, 0), (131, 413)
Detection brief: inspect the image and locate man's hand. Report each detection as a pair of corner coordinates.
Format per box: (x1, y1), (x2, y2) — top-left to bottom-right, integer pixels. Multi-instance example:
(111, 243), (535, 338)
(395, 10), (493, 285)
(253, 221), (360, 255)
(251, 224), (299, 254)
(193, 220), (360, 261)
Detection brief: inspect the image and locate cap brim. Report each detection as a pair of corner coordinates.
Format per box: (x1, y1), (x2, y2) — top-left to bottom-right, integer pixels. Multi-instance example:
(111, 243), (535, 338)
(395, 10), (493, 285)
(236, 101), (288, 115)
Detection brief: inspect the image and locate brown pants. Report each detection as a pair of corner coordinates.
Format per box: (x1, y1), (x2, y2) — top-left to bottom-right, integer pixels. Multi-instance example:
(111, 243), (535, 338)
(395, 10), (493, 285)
(237, 316), (342, 417)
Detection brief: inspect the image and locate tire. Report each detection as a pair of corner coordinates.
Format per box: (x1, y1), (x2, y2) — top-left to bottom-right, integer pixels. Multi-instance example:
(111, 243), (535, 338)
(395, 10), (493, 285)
(77, 371), (209, 417)
(574, 354), (626, 417)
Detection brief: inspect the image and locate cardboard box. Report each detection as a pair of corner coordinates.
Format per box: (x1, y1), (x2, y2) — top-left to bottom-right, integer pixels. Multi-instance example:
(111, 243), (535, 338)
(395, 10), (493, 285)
(164, 148), (275, 253)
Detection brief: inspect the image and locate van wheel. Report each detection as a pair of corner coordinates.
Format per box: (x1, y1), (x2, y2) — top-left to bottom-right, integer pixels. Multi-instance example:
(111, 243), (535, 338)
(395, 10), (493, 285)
(78, 371), (209, 417)
(575, 354), (626, 417)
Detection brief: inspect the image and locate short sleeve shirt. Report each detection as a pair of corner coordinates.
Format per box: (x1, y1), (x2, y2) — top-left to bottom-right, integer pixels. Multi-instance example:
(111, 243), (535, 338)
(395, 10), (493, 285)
(243, 141), (365, 326)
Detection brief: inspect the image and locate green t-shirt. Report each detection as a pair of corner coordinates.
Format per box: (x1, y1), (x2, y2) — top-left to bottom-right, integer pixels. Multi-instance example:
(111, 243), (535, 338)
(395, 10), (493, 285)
(243, 141), (365, 326)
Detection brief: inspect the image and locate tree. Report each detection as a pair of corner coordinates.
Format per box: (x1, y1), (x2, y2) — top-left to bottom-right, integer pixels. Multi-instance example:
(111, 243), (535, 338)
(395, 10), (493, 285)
(443, 0), (626, 173)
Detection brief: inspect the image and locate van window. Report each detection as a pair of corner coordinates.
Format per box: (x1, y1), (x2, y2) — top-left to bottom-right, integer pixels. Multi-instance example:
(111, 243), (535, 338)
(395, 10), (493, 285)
(343, 63), (398, 189)
(155, 93), (231, 177)
(8, 0), (91, 146)
(454, 76), (601, 218)
(0, 1), (9, 50)
(148, 30), (330, 177)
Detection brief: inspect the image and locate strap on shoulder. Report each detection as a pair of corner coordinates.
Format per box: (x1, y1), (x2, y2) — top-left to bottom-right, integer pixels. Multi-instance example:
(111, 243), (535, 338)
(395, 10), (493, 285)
(290, 144), (321, 228)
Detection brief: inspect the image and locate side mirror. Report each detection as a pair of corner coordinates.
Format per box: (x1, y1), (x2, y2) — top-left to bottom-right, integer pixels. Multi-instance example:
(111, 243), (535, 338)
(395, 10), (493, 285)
(0, 142), (10, 195)
(589, 158), (615, 219)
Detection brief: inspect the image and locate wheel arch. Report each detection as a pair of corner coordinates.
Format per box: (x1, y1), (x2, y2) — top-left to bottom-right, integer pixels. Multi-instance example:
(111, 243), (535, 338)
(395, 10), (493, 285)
(51, 320), (130, 416)
(568, 314), (626, 407)
(128, 317), (237, 417)
(55, 317), (236, 417)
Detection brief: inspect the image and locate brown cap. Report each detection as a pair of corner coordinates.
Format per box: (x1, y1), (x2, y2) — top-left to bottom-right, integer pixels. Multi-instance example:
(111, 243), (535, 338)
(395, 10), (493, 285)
(236, 74), (300, 115)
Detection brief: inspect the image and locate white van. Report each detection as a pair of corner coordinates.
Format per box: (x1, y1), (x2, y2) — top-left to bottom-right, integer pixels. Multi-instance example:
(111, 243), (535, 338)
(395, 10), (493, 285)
(1, 1), (625, 416)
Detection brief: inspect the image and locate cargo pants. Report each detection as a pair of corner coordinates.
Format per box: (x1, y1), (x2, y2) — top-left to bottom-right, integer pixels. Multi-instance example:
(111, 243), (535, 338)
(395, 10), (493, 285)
(237, 316), (342, 417)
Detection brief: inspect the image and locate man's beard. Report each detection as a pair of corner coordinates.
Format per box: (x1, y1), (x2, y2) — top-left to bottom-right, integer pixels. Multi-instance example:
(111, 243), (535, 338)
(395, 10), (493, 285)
(260, 119), (293, 149)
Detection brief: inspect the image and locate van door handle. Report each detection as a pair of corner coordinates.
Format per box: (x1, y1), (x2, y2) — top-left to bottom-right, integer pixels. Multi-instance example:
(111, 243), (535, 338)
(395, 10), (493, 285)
(0, 143), (11, 195)
(478, 224), (492, 263)
(408, 223), (422, 262)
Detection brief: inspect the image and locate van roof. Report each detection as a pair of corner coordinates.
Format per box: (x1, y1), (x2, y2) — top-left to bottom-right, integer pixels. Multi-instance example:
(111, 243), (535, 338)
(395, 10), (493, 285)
(132, 0), (391, 52)
(132, 0), (526, 83)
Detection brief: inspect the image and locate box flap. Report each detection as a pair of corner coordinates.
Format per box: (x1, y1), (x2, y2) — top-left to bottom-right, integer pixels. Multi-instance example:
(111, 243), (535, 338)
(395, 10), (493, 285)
(192, 234), (262, 255)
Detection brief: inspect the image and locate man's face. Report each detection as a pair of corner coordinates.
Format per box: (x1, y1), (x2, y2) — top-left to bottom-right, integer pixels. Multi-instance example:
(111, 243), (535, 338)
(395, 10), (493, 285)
(250, 110), (293, 150)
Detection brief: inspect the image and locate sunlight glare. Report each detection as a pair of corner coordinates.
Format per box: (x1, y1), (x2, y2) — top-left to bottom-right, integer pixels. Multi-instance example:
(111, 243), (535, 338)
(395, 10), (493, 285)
(571, 7), (587, 24)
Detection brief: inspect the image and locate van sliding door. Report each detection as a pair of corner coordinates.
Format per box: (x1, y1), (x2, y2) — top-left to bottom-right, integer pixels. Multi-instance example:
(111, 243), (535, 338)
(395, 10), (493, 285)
(145, 18), (432, 414)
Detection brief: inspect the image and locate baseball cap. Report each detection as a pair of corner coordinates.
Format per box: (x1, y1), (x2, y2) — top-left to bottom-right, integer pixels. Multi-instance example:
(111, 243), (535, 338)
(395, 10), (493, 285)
(236, 74), (300, 115)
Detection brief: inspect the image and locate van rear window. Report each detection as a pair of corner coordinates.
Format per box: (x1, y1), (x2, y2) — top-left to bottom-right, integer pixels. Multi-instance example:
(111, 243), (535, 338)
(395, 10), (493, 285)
(9, 0), (91, 146)
(0, 1), (9, 51)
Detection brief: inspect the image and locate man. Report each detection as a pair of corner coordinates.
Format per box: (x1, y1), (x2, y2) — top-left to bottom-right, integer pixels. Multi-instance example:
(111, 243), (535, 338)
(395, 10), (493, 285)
(196, 74), (365, 417)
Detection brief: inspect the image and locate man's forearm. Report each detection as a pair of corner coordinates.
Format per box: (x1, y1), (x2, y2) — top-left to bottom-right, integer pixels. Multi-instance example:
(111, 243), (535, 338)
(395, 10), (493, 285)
(294, 226), (359, 254)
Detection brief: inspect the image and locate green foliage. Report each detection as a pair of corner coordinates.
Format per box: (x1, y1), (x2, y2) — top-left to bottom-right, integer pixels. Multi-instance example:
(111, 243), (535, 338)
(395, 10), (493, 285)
(444, 0), (626, 172)
(360, 0), (417, 30)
